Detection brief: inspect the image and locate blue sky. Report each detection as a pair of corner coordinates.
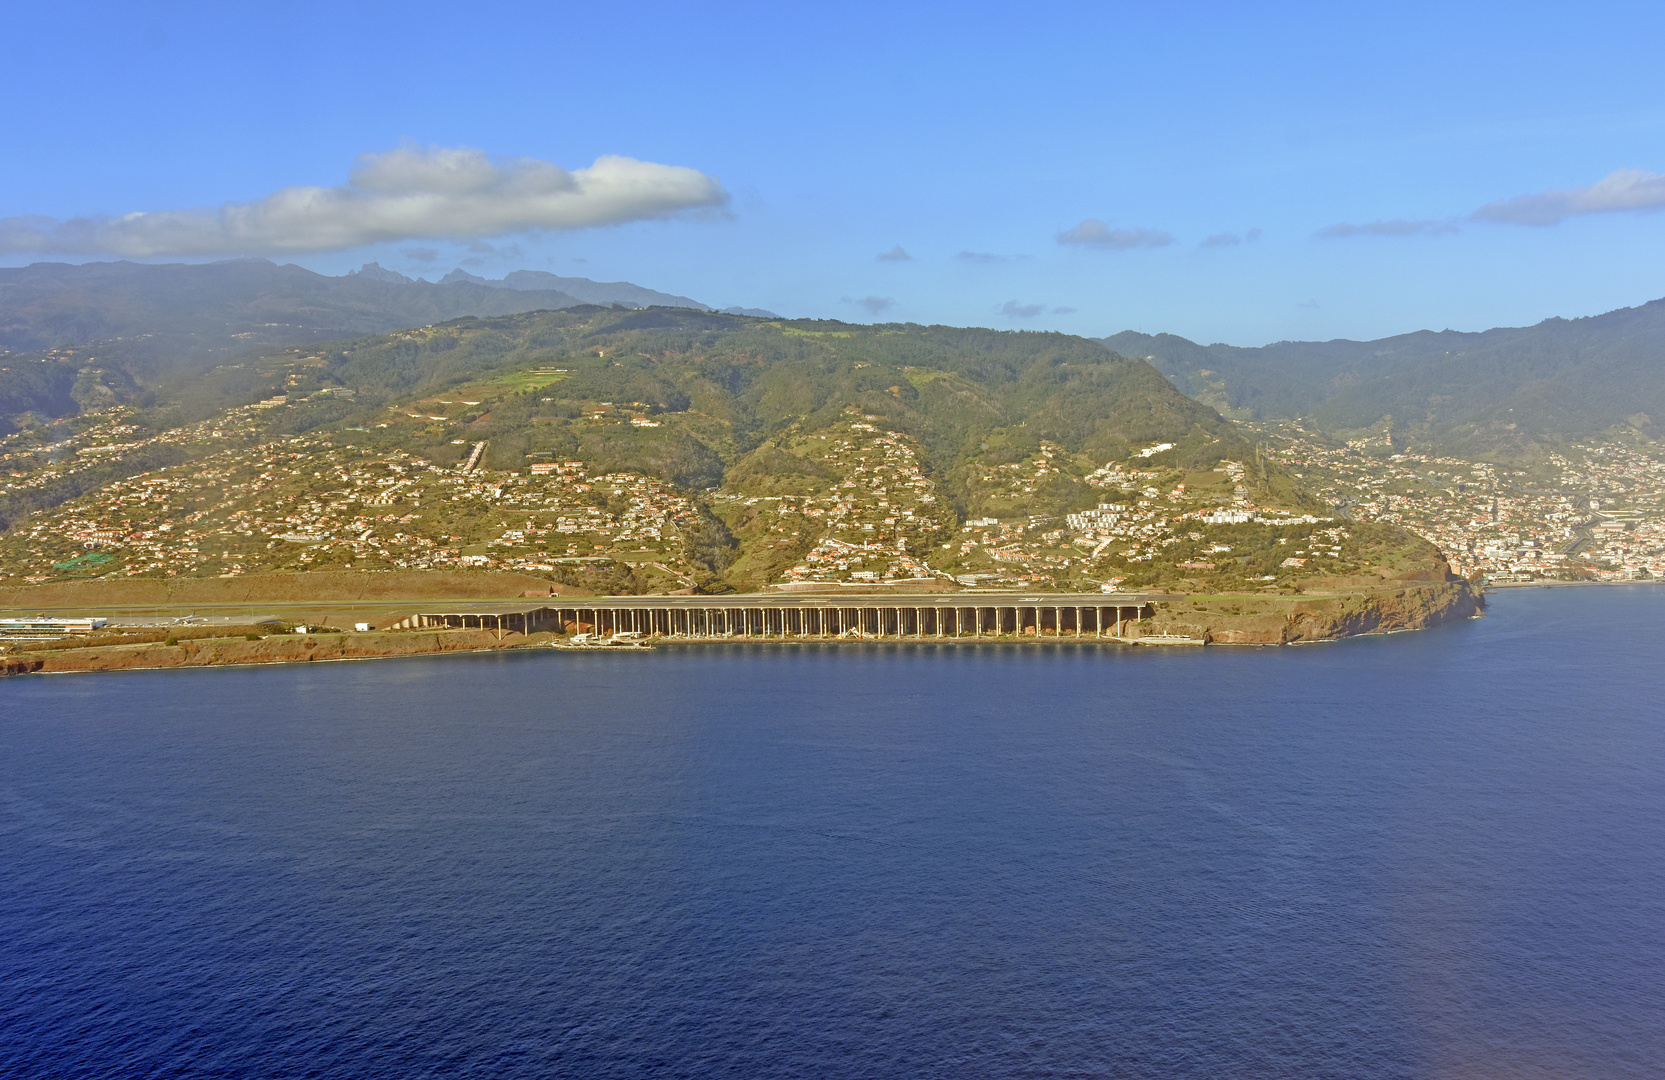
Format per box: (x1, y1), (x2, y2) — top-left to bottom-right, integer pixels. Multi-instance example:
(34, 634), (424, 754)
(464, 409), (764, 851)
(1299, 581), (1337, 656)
(5, 0), (1665, 345)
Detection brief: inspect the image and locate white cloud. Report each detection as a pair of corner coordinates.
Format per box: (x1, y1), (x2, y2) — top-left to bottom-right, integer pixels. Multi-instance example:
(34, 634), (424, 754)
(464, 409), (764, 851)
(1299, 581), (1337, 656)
(1315, 219), (1457, 239)
(1056, 219), (1174, 250)
(0, 144), (728, 257)
(1002, 300), (1044, 318)
(876, 245), (913, 262)
(1472, 168), (1665, 226)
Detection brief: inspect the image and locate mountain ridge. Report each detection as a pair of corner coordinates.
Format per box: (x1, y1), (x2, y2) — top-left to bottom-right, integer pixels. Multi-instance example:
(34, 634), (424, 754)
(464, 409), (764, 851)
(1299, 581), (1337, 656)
(0, 259), (722, 372)
(1103, 295), (1665, 453)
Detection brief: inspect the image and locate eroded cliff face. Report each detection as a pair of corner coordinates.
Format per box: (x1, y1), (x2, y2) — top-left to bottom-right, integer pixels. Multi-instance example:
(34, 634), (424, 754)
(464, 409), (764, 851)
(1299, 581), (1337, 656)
(1139, 581), (1482, 645)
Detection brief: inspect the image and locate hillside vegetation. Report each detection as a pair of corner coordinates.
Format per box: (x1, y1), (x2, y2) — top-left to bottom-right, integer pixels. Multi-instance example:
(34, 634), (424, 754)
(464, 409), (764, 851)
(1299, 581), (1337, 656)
(311, 307), (1249, 476)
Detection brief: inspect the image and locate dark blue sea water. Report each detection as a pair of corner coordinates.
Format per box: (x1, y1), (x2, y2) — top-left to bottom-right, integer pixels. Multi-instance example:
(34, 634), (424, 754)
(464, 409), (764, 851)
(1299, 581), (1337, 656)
(3, 586), (1664, 1078)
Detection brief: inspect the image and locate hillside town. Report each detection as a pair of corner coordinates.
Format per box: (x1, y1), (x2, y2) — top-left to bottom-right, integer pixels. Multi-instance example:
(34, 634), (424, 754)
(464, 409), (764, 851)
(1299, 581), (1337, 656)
(3, 387), (1664, 590)
(0, 410), (706, 587)
(727, 411), (952, 586)
(1247, 422), (1665, 582)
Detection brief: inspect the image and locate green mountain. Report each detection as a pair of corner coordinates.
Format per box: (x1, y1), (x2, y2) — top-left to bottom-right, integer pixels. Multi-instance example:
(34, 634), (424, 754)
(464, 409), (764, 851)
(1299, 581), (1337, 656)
(1105, 296), (1665, 454)
(224, 306), (1249, 480)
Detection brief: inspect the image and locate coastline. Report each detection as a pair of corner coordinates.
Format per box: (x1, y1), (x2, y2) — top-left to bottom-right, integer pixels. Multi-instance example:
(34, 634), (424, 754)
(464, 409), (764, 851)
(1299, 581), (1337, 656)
(3, 580), (1482, 676)
(1482, 577), (1661, 589)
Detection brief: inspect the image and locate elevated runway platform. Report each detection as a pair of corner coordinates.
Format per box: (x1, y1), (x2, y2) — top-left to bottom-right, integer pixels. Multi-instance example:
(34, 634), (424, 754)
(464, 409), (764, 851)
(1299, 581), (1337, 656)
(394, 592), (1156, 639)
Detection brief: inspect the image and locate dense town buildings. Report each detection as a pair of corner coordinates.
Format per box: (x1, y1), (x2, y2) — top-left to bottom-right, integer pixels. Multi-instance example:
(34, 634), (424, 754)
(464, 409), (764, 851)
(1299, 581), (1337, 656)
(1247, 422), (1665, 582)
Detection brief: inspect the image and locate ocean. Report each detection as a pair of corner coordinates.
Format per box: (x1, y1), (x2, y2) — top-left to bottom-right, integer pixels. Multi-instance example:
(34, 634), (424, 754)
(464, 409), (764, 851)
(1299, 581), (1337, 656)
(3, 585), (1663, 1078)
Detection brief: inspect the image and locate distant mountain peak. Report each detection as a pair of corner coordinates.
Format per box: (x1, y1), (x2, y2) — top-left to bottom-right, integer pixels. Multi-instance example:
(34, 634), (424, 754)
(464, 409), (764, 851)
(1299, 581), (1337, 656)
(438, 268), (491, 287)
(349, 262), (414, 285)
(430, 268), (711, 311)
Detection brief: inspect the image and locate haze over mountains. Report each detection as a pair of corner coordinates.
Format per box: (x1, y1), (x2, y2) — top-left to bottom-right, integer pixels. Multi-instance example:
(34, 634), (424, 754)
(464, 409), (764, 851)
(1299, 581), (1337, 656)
(1106, 296), (1665, 453)
(0, 259), (766, 379)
